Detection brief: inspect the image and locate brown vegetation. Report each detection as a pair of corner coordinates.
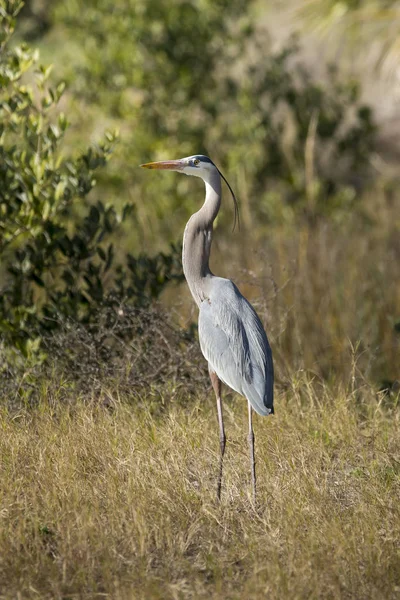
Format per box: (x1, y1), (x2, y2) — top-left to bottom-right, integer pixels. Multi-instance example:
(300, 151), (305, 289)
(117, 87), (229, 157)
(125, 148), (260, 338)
(0, 375), (399, 598)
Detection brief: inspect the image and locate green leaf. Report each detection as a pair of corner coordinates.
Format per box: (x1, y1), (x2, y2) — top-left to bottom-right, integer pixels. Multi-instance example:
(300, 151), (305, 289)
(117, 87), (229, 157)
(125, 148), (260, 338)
(97, 246), (106, 261)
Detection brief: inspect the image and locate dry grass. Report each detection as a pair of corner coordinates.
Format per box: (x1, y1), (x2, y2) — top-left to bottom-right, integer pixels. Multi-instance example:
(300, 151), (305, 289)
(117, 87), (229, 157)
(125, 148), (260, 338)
(0, 377), (399, 599)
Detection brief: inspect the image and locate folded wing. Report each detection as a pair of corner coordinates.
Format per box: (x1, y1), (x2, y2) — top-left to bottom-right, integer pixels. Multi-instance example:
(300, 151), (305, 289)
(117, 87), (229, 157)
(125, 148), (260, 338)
(198, 278), (274, 416)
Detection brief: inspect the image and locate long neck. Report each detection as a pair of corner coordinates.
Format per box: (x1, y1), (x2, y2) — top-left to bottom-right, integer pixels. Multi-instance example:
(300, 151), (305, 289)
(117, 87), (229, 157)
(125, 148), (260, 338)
(182, 171), (222, 307)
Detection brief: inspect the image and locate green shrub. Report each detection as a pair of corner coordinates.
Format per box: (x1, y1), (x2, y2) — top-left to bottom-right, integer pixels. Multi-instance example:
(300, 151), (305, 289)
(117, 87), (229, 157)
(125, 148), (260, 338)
(0, 0), (183, 367)
(46, 2), (376, 234)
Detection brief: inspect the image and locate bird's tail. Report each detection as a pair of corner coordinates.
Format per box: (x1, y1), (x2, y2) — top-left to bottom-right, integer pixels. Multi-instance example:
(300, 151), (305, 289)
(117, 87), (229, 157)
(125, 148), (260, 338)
(243, 379), (273, 416)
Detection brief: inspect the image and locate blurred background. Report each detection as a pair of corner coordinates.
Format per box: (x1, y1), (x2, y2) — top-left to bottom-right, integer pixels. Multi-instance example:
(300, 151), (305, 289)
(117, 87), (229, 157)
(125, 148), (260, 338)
(0, 0), (399, 397)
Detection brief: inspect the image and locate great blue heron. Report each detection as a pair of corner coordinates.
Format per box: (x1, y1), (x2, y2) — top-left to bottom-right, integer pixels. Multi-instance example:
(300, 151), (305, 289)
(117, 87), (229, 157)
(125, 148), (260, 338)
(141, 155), (274, 502)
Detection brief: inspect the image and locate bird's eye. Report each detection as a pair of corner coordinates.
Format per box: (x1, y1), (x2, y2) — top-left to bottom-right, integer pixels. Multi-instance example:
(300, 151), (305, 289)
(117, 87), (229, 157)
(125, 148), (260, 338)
(193, 158), (200, 166)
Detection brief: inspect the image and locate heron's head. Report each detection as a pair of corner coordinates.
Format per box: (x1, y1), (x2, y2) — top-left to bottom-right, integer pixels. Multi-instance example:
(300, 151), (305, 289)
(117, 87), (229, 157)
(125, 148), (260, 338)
(140, 154), (240, 230)
(140, 154), (217, 180)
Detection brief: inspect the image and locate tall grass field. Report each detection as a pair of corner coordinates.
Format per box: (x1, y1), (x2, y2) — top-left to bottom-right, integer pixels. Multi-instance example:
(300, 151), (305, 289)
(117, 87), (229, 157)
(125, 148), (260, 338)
(1, 376), (399, 599)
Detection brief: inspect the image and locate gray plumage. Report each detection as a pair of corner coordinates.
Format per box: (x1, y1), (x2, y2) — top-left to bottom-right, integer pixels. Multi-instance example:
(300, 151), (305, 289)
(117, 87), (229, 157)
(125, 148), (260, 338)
(198, 277), (274, 416)
(141, 153), (274, 501)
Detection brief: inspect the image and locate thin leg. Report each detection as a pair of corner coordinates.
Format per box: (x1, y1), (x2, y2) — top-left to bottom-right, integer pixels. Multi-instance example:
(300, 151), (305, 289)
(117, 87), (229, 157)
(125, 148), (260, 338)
(209, 367), (225, 501)
(248, 401), (256, 503)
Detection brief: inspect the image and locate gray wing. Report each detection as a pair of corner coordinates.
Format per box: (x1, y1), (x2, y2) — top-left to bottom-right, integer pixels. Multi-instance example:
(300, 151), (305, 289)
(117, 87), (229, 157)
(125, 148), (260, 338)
(198, 277), (274, 416)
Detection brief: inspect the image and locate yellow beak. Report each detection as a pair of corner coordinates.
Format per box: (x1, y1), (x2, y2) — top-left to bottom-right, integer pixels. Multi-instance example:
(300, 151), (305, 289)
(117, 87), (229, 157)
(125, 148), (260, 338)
(140, 160), (185, 171)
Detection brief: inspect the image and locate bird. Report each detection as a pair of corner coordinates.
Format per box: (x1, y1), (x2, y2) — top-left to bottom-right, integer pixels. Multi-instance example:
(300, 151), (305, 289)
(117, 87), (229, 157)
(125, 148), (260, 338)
(140, 154), (274, 502)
